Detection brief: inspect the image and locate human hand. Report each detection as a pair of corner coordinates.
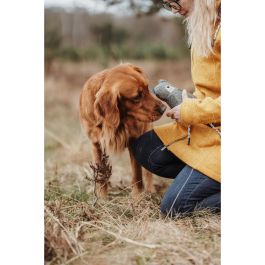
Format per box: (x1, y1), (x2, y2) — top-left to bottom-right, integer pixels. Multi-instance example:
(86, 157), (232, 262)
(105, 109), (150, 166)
(166, 89), (188, 121)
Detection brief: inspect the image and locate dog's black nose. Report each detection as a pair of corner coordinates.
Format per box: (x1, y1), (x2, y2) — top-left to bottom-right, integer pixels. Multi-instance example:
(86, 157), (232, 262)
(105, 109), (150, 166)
(157, 104), (167, 115)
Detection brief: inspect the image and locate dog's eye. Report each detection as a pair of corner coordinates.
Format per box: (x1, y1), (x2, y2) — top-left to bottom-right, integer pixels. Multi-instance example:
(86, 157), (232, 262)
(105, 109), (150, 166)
(132, 93), (142, 102)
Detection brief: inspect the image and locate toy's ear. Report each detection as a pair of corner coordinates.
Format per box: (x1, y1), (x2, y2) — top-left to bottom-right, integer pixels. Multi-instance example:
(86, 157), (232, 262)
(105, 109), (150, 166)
(94, 88), (120, 128)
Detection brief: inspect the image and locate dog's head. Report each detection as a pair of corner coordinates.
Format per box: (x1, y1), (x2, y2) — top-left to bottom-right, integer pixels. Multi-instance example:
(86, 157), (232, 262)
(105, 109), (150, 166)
(94, 63), (166, 128)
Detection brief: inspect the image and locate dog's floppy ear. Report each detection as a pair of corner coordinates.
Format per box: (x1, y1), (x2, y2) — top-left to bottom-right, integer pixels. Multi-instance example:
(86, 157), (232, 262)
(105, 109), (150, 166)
(94, 88), (120, 128)
(127, 64), (144, 74)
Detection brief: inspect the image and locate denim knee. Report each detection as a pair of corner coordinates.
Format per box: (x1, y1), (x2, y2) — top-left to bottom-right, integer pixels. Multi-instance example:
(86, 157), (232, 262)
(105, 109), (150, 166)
(160, 165), (221, 216)
(130, 132), (165, 173)
(160, 192), (186, 216)
(148, 146), (166, 172)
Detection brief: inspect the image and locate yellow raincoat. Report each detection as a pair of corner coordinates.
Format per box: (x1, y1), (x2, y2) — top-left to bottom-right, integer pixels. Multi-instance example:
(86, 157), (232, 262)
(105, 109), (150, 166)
(154, 25), (221, 182)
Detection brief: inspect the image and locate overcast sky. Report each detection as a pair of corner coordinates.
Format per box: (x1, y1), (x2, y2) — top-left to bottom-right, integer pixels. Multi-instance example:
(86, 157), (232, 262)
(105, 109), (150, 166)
(44, 0), (172, 16)
(44, 0), (133, 14)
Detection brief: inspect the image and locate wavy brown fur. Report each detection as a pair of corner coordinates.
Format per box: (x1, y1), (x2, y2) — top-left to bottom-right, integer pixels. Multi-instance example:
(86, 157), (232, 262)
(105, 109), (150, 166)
(79, 63), (166, 198)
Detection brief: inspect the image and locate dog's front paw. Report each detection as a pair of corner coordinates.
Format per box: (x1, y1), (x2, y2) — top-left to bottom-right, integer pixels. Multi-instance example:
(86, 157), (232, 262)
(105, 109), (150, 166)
(131, 187), (143, 200)
(145, 184), (156, 194)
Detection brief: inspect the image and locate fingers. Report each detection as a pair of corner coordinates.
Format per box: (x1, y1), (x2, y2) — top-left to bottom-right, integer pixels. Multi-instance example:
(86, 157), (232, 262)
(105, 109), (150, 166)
(166, 112), (176, 119)
(166, 110), (174, 118)
(166, 105), (181, 120)
(166, 106), (176, 116)
(166, 111), (173, 118)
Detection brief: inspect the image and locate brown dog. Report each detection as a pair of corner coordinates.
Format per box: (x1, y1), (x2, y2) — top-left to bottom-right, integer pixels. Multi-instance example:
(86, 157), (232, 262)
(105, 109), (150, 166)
(79, 63), (166, 198)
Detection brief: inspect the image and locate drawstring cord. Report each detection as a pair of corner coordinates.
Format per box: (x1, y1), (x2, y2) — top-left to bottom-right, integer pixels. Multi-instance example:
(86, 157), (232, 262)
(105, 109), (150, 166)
(187, 123), (221, 145)
(161, 123), (221, 151)
(161, 134), (188, 151)
(187, 125), (191, 145)
(208, 123), (221, 138)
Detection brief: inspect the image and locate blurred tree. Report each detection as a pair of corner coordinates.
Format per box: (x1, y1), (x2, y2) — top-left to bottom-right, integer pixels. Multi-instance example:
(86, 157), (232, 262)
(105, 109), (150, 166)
(91, 22), (129, 66)
(44, 4), (190, 65)
(45, 27), (62, 73)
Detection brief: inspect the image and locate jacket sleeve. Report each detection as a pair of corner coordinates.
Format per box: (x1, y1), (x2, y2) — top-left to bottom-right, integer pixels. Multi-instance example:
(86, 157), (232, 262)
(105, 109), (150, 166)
(180, 96), (221, 125)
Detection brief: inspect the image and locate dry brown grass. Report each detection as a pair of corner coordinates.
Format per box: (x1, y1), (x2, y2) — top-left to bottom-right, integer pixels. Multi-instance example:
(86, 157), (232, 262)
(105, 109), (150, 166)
(45, 59), (220, 265)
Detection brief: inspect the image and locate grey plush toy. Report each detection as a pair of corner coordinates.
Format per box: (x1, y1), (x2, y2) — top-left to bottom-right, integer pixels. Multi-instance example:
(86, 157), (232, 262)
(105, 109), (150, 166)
(152, 79), (195, 108)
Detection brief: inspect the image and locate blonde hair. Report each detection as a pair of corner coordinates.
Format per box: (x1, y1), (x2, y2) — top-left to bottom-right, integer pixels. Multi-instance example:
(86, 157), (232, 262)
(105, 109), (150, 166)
(184, 0), (220, 57)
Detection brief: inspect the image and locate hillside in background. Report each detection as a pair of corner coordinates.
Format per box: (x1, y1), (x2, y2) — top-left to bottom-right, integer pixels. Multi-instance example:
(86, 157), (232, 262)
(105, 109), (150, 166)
(45, 7), (189, 68)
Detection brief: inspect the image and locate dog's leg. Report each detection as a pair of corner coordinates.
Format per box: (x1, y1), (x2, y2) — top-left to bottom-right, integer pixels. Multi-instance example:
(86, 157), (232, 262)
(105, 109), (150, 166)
(91, 141), (102, 163)
(142, 168), (156, 193)
(128, 144), (143, 198)
(91, 141), (109, 199)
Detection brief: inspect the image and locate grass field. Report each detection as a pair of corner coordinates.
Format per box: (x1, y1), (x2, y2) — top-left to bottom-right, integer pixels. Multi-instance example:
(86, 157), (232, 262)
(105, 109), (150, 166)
(45, 59), (220, 265)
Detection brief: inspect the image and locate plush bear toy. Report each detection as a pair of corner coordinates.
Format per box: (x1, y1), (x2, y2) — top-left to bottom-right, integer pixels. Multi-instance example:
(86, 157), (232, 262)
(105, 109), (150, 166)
(152, 79), (195, 108)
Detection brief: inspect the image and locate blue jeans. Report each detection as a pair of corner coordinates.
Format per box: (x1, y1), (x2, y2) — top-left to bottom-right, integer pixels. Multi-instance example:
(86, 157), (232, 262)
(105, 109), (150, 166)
(131, 130), (221, 216)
